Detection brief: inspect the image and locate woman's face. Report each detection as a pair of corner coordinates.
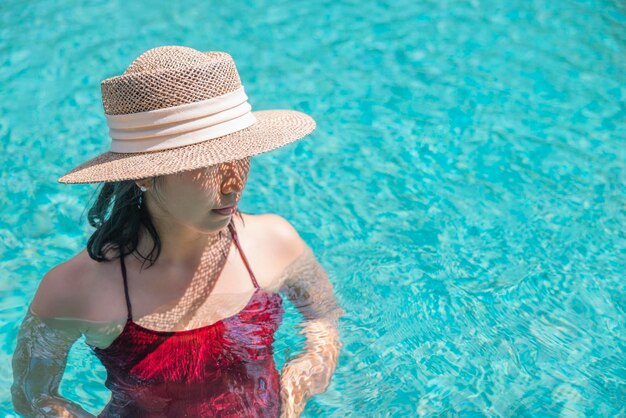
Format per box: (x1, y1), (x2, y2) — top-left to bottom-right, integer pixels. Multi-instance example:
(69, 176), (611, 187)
(142, 157), (251, 232)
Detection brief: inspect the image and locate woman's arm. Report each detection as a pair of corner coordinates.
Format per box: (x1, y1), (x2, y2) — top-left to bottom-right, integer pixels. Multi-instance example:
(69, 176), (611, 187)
(11, 264), (97, 418)
(12, 308), (96, 417)
(275, 225), (346, 418)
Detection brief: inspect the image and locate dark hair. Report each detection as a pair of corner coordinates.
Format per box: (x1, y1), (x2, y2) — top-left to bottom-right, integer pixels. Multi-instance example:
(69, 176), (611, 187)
(85, 177), (244, 269)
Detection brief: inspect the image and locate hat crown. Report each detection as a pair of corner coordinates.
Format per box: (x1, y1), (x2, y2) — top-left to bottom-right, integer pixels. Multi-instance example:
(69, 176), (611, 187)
(101, 46), (242, 115)
(124, 46), (221, 74)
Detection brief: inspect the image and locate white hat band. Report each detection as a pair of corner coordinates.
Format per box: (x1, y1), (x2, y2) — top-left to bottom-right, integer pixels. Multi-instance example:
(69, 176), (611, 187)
(106, 86), (257, 153)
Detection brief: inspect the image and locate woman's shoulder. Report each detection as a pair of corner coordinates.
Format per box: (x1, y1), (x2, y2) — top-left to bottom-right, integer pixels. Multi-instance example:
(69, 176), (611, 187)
(241, 212), (308, 289)
(29, 248), (117, 321)
(242, 212), (306, 255)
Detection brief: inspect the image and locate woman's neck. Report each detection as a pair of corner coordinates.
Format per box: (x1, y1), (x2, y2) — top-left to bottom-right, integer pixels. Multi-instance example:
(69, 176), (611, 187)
(134, 216), (232, 269)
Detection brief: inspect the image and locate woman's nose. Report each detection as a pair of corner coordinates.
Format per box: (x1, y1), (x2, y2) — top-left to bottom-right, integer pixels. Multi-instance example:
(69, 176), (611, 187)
(219, 162), (244, 195)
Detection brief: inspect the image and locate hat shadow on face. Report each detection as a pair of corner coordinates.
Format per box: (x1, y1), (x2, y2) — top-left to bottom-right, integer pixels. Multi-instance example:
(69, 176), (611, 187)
(134, 157), (251, 241)
(190, 157), (251, 196)
(152, 157), (251, 204)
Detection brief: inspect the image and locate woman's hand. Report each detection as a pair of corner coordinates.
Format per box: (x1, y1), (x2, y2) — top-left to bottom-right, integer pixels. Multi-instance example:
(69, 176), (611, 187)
(279, 351), (335, 417)
(278, 319), (343, 418)
(33, 396), (97, 418)
(279, 361), (312, 418)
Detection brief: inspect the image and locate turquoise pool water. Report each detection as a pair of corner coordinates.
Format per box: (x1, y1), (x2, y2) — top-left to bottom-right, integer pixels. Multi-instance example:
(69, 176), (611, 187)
(1, 0), (625, 416)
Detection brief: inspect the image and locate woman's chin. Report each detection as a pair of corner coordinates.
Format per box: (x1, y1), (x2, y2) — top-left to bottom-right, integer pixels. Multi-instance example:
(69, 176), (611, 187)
(197, 213), (232, 232)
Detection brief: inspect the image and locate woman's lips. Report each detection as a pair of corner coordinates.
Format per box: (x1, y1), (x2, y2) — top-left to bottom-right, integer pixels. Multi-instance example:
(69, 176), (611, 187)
(212, 205), (237, 215)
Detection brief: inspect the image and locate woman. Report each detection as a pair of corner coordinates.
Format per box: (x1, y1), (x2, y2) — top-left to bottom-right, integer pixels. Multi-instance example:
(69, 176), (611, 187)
(11, 46), (345, 417)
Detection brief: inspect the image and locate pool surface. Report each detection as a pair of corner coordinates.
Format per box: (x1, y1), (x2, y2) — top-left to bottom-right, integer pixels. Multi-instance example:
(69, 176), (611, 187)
(1, 0), (625, 416)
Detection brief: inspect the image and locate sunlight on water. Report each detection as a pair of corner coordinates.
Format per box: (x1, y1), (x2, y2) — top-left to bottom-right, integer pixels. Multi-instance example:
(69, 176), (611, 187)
(1, 0), (625, 416)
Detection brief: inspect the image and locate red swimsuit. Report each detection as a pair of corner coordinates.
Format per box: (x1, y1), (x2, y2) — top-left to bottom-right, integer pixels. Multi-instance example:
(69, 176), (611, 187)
(88, 220), (285, 417)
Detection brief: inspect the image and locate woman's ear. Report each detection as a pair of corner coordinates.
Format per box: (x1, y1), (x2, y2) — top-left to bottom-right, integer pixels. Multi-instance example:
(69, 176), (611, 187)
(134, 180), (150, 191)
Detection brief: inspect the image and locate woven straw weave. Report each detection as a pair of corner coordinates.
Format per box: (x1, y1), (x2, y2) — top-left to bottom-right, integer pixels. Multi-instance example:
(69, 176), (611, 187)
(58, 46), (316, 184)
(102, 48), (242, 115)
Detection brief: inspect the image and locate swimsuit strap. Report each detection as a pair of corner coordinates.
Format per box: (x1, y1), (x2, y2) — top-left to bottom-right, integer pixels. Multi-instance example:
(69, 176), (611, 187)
(120, 253), (133, 321)
(228, 219), (260, 289)
(119, 221), (258, 323)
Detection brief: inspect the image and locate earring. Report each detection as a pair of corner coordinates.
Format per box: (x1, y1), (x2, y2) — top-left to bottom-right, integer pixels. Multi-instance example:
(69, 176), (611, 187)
(139, 186), (147, 192)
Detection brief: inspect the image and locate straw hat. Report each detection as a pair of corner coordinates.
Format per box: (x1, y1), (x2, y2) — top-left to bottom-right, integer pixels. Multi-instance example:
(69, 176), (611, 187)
(57, 46), (316, 184)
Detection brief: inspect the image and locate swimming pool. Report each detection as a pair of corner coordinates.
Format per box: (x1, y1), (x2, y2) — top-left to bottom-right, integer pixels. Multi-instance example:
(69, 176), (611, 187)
(1, 0), (625, 416)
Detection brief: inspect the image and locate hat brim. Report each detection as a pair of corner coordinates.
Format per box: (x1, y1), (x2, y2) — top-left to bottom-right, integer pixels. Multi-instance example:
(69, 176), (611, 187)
(57, 109), (316, 184)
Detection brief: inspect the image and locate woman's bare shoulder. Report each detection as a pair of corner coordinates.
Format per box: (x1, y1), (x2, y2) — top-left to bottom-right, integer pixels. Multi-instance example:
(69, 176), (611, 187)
(242, 212), (306, 255)
(29, 249), (117, 321)
(242, 212), (309, 288)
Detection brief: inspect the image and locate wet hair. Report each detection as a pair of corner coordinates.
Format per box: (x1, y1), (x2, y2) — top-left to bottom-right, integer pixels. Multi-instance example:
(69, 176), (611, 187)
(85, 176), (244, 269)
